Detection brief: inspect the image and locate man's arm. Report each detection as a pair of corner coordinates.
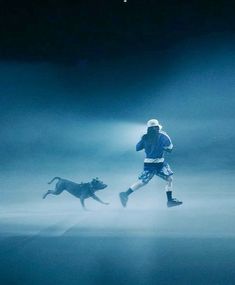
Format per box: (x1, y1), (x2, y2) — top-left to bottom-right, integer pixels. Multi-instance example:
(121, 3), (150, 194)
(164, 145), (173, 153)
(136, 137), (144, 151)
(162, 133), (173, 153)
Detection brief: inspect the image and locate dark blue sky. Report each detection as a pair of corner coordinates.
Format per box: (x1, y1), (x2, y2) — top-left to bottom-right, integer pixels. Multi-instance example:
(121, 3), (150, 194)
(1, 0), (235, 61)
(1, 0), (235, 105)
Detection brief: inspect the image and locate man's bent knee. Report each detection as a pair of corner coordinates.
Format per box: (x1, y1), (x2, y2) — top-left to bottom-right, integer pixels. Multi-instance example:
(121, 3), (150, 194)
(167, 176), (173, 183)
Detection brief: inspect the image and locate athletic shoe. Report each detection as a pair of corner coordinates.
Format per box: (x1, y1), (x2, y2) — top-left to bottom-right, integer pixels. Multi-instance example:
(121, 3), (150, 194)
(119, 192), (128, 207)
(167, 198), (183, 207)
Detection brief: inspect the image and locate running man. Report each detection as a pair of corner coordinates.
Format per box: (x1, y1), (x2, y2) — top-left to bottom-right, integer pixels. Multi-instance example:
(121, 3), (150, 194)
(119, 119), (182, 208)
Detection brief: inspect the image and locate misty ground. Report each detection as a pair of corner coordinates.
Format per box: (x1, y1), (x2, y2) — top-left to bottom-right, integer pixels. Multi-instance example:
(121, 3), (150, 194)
(0, 171), (234, 285)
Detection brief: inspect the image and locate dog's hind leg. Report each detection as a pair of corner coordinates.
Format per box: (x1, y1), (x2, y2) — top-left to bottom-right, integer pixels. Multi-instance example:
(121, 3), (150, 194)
(42, 188), (64, 199)
(43, 190), (53, 199)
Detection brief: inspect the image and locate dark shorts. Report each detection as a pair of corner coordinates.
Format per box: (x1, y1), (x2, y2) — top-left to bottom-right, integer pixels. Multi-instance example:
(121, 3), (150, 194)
(138, 162), (173, 183)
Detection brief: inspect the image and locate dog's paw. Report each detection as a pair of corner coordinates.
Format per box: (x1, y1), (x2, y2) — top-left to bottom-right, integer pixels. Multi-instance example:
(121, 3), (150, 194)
(83, 207), (90, 211)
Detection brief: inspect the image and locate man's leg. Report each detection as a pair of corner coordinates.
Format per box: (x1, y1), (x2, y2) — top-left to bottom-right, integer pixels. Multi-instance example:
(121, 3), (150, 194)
(119, 181), (147, 208)
(119, 170), (154, 208)
(157, 163), (183, 207)
(164, 176), (183, 207)
(165, 175), (173, 191)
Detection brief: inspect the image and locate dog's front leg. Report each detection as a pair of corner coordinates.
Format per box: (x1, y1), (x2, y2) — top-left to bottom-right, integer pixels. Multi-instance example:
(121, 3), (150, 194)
(91, 194), (109, 205)
(80, 198), (88, 210)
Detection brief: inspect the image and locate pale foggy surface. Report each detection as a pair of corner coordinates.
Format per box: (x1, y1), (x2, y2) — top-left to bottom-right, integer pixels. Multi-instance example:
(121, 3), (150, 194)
(0, 171), (235, 237)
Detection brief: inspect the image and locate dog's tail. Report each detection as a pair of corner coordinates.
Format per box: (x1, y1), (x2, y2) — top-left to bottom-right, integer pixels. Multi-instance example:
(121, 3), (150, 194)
(48, 177), (61, 184)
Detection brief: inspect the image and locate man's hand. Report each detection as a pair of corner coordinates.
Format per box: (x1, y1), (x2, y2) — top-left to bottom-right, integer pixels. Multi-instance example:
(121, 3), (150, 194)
(164, 147), (173, 153)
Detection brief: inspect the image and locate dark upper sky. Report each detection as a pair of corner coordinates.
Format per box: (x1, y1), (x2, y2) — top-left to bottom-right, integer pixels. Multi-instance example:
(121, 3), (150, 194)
(1, 0), (235, 63)
(1, 0), (235, 119)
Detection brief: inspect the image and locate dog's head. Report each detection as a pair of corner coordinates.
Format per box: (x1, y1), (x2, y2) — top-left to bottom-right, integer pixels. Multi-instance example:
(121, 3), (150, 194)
(91, 178), (107, 191)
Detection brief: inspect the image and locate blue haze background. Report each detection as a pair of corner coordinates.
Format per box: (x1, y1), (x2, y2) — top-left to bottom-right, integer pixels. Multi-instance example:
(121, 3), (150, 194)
(0, 1), (235, 284)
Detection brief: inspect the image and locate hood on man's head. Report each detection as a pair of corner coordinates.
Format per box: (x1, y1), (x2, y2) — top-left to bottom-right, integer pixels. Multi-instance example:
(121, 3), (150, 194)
(147, 119), (162, 130)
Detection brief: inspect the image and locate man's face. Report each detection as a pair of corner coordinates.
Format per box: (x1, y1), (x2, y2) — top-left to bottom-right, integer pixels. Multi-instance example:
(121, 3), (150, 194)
(149, 126), (159, 132)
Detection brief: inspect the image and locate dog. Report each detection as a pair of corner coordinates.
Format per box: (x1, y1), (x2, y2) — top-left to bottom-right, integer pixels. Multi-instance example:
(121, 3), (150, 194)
(42, 177), (109, 210)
